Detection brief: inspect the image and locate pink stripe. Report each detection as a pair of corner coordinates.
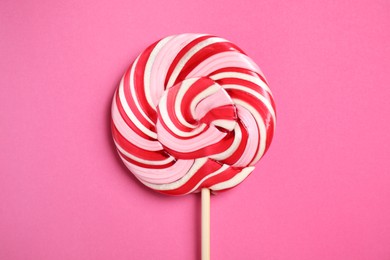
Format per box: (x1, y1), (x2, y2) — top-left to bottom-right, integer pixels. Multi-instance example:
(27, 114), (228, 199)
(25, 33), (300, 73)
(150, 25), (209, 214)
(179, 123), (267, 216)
(149, 34), (199, 105)
(187, 52), (261, 78)
(156, 120), (226, 153)
(194, 85), (234, 120)
(121, 155), (194, 184)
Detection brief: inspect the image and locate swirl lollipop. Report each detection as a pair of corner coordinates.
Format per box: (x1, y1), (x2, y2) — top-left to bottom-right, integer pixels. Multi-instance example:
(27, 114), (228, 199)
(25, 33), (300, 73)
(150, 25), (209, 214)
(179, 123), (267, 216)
(111, 33), (276, 259)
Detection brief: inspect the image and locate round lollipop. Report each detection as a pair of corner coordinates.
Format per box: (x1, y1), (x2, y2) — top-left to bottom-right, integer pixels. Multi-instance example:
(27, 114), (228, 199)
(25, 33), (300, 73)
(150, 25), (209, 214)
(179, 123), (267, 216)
(111, 33), (276, 259)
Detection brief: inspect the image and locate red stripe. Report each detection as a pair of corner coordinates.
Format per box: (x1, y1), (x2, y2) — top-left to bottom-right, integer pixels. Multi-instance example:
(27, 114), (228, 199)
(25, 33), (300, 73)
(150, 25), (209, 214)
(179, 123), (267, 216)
(164, 35), (214, 87)
(174, 42), (244, 85)
(132, 41), (159, 122)
(164, 81), (197, 133)
(158, 162), (250, 195)
(117, 149), (175, 169)
(200, 166), (244, 191)
(226, 89), (276, 158)
(122, 67), (157, 133)
(179, 78), (216, 127)
(214, 74), (276, 157)
(111, 122), (171, 162)
(216, 77), (276, 110)
(200, 105), (237, 128)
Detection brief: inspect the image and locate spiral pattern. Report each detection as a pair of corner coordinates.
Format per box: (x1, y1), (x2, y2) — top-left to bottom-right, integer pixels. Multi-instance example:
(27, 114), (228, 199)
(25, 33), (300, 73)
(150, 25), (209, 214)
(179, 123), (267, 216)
(111, 33), (276, 195)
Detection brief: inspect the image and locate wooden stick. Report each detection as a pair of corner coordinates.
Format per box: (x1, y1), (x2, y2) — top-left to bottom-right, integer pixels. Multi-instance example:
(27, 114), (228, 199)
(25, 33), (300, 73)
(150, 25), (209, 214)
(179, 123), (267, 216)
(201, 188), (210, 260)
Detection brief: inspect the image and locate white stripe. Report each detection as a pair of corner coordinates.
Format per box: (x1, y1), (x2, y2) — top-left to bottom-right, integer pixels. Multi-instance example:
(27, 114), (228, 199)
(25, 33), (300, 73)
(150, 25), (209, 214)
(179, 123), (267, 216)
(209, 166), (254, 191)
(210, 71), (272, 95)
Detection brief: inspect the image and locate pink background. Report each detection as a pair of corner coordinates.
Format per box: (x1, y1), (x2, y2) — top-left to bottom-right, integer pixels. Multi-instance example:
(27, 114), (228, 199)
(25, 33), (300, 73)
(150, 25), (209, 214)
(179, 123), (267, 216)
(1, 0), (390, 259)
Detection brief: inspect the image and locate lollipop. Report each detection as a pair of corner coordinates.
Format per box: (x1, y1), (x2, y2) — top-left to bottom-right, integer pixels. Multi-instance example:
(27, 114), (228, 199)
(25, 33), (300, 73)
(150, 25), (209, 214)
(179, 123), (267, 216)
(111, 33), (276, 259)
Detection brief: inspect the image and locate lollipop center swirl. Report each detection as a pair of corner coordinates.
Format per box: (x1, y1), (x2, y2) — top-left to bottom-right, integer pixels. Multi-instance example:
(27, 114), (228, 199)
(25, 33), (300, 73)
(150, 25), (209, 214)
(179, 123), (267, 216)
(156, 77), (238, 160)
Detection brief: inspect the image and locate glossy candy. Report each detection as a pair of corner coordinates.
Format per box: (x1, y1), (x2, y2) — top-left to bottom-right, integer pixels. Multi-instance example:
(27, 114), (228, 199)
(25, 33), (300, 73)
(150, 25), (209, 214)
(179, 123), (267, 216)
(111, 33), (276, 195)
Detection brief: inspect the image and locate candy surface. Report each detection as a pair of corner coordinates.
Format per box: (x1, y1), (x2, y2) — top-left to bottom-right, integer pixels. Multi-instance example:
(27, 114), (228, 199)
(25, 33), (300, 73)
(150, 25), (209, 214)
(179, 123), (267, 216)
(111, 33), (276, 195)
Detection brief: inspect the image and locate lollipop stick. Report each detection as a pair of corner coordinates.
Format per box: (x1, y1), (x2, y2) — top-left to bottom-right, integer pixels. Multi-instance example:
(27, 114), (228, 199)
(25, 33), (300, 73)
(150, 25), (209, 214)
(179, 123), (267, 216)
(201, 188), (210, 260)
